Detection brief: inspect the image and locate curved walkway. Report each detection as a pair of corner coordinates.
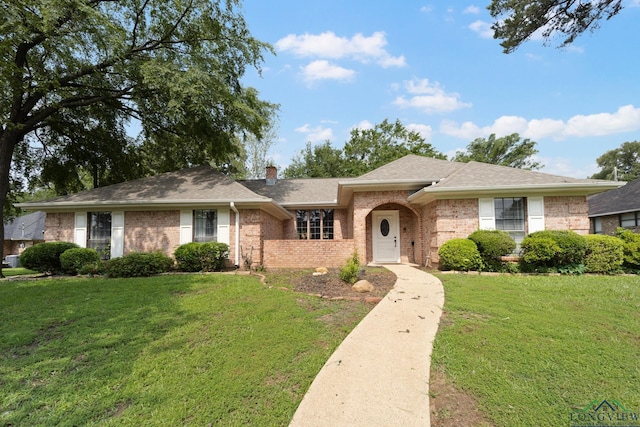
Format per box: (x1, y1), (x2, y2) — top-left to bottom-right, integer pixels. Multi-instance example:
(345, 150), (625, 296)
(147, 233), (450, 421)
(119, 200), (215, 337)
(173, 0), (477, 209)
(289, 264), (445, 427)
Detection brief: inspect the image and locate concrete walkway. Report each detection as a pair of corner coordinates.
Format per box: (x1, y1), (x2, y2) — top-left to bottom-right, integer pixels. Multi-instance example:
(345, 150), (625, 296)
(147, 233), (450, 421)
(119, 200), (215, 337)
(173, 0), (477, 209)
(289, 264), (445, 427)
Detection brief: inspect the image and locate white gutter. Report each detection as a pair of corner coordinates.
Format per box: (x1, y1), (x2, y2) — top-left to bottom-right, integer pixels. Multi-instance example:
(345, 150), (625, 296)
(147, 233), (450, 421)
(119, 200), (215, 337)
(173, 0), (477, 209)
(230, 202), (240, 268)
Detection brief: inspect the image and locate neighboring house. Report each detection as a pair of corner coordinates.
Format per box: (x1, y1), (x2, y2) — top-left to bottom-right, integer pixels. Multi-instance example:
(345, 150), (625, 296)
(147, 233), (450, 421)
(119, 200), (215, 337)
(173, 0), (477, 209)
(17, 155), (621, 268)
(3, 211), (46, 258)
(588, 176), (640, 235)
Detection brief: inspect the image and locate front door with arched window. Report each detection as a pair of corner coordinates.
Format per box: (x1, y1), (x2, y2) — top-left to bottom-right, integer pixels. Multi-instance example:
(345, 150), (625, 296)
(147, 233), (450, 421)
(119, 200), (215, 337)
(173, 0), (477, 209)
(372, 210), (400, 263)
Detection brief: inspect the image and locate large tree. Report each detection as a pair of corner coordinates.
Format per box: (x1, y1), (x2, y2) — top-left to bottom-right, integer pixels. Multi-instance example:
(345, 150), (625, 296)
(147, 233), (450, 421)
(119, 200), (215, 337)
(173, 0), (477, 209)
(283, 119), (445, 178)
(0, 0), (276, 273)
(243, 114), (280, 179)
(590, 141), (640, 181)
(282, 141), (346, 178)
(452, 133), (541, 170)
(342, 119), (445, 176)
(489, 0), (623, 53)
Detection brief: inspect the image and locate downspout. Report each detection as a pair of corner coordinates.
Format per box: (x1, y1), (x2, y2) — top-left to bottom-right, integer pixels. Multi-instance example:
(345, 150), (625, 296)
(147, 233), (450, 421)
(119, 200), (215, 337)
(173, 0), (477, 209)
(230, 202), (240, 268)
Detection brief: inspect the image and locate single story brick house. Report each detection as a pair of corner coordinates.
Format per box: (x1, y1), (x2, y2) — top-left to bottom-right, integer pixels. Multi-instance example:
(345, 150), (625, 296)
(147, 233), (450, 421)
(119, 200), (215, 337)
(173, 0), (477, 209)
(3, 211), (46, 258)
(18, 155), (621, 268)
(588, 177), (638, 235)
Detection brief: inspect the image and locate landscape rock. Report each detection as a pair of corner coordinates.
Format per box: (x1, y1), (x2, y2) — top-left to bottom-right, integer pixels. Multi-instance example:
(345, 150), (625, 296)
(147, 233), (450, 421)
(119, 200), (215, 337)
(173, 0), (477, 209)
(352, 279), (375, 293)
(315, 267), (329, 274)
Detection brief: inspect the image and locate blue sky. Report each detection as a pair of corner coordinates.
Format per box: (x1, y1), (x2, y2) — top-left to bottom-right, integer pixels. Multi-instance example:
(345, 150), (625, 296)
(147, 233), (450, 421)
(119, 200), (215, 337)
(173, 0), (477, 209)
(240, 1), (640, 178)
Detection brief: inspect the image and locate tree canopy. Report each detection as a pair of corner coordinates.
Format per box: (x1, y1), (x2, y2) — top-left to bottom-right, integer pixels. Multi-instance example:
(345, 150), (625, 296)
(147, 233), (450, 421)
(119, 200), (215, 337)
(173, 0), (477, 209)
(282, 119), (445, 178)
(452, 133), (541, 170)
(590, 141), (640, 181)
(0, 0), (276, 271)
(282, 141), (346, 178)
(489, 0), (623, 53)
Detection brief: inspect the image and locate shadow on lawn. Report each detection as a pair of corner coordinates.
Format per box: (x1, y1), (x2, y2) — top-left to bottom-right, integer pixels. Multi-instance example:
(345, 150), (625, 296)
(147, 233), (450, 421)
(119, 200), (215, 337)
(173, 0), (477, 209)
(0, 275), (198, 425)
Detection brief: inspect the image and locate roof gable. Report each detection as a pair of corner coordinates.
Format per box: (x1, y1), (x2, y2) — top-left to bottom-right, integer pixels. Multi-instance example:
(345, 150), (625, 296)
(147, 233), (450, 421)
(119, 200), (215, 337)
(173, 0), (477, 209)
(589, 177), (639, 217)
(4, 211), (46, 241)
(355, 155), (463, 182)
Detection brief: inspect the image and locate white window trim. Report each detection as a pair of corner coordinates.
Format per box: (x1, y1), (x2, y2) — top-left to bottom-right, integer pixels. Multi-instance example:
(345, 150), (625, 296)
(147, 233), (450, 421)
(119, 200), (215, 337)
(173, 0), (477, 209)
(180, 209), (230, 244)
(74, 212), (87, 248)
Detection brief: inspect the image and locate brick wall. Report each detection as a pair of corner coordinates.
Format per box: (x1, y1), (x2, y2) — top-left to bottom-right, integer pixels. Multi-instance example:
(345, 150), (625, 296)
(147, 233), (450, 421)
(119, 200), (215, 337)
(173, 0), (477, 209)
(263, 239), (356, 268)
(44, 212), (75, 243)
(124, 211), (180, 256)
(428, 199), (479, 265)
(593, 215), (621, 235)
(544, 196), (589, 234)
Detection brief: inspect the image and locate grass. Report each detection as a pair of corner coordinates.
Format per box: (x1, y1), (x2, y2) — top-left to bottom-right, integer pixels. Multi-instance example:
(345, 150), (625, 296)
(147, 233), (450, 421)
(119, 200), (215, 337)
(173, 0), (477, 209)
(2, 267), (38, 277)
(431, 274), (640, 426)
(0, 273), (372, 426)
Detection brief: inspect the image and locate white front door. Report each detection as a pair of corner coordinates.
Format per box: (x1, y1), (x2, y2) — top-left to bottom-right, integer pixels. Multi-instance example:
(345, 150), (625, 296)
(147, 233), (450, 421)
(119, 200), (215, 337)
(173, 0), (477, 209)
(372, 210), (400, 263)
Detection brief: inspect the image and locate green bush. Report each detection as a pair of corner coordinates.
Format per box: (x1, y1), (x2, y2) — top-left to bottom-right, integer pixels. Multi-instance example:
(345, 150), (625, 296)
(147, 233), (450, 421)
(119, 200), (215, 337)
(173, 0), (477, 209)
(468, 230), (516, 271)
(105, 252), (174, 278)
(438, 239), (483, 271)
(616, 228), (640, 270)
(19, 242), (79, 274)
(520, 237), (559, 266)
(174, 242), (229, 272)
(583, 234), (624, 274)
(519, 230), (586, 272)
(339, 250), (360, 284)
(174, 242), (203, 272)
(60, 248), (101, 275)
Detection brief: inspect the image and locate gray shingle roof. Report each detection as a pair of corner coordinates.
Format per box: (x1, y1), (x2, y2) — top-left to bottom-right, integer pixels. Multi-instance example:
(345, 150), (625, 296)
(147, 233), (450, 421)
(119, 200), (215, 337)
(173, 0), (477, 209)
(20, 166), (270, 207)
(588, 178), (640, 217)
(4, 211), (45, 241)
(433, 161), (602, 189)
(240, 178), (342, 206)
(354, 155), (463, 182)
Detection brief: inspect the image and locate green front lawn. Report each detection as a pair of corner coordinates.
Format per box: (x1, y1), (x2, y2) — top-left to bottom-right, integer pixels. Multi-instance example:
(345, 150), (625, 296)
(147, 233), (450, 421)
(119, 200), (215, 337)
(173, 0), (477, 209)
(431, 274), (640, 426)
(0, 273), (372, 426)
(2, 267), (38, 277)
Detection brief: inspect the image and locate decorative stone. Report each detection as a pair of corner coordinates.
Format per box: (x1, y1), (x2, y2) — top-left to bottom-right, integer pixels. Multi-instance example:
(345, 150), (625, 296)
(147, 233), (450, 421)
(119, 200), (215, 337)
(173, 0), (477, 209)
(352, 279), (375, 293)
(312, 272), (325, 276)
(313, 267), (329, 276)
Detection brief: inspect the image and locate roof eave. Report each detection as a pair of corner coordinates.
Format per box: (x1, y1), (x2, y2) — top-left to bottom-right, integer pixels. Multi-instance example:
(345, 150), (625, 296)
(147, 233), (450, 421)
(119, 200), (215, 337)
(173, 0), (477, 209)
(16, 198), (292, 220)
(408, 182), (624, 205)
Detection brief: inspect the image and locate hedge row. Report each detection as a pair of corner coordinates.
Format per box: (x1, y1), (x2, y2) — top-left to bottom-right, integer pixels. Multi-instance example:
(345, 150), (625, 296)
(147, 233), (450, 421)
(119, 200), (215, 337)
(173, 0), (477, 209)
(18, 241), (230, 278)
(438, 228), (634, 275)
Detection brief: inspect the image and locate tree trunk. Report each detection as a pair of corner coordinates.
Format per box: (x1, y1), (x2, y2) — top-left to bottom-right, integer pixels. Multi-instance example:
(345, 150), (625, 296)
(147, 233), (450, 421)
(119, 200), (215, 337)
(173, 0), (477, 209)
(0, 131), (20, 278)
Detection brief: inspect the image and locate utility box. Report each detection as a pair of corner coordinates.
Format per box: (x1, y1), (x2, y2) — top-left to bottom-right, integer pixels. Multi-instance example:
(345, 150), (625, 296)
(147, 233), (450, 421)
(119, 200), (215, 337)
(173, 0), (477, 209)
(6, 255), (20, 268)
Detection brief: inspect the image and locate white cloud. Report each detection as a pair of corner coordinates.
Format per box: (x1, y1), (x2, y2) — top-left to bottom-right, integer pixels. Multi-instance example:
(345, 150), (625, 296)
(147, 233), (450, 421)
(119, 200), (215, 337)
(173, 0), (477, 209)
(463, 5), (480, 14)
(440, 105), (640, 140)
(393, 78), (472, 114)
(301, 60), (355, 83)
(353, 120), (374, 131)
(468, 20), (493, 39)
(295, 124), (334, 142)
(275, 31), (406, 68)
(406, 123), (433, 140)
(420, 5), (433, 13)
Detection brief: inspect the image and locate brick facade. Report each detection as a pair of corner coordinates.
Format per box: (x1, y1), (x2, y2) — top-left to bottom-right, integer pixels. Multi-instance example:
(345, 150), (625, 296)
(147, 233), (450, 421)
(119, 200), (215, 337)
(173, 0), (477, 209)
(124, 211), (180, 256)
(263, 239), (356, 268)
(44, 212), (75, 243)
(544, 196), (590, 234)
(38, 195), (595, 269)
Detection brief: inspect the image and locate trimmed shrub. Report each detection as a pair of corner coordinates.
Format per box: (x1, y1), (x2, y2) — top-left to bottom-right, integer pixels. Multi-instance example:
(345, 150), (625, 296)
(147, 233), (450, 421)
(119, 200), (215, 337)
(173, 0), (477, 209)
(519, 230), (586, 272)
(174, 242), (203, 272)
(520, 237), (559, 267)
(616, 228), (640, 270)
(468, 230), (516, 271)
(174, 242), (229, 272)
(438, 239), (483, 271)
(105, 252), (174, 278)
(19, 242), (79, 274)
(339, 250), (360, 284)
(583, 234), (624, 274)
(199, 242), (230, 272)
(60, 248), (101, 275)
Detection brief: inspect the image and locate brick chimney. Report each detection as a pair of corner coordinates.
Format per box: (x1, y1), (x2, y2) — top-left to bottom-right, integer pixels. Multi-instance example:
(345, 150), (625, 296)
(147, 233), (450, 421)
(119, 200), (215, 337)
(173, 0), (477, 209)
(266, 165), (277, 185)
